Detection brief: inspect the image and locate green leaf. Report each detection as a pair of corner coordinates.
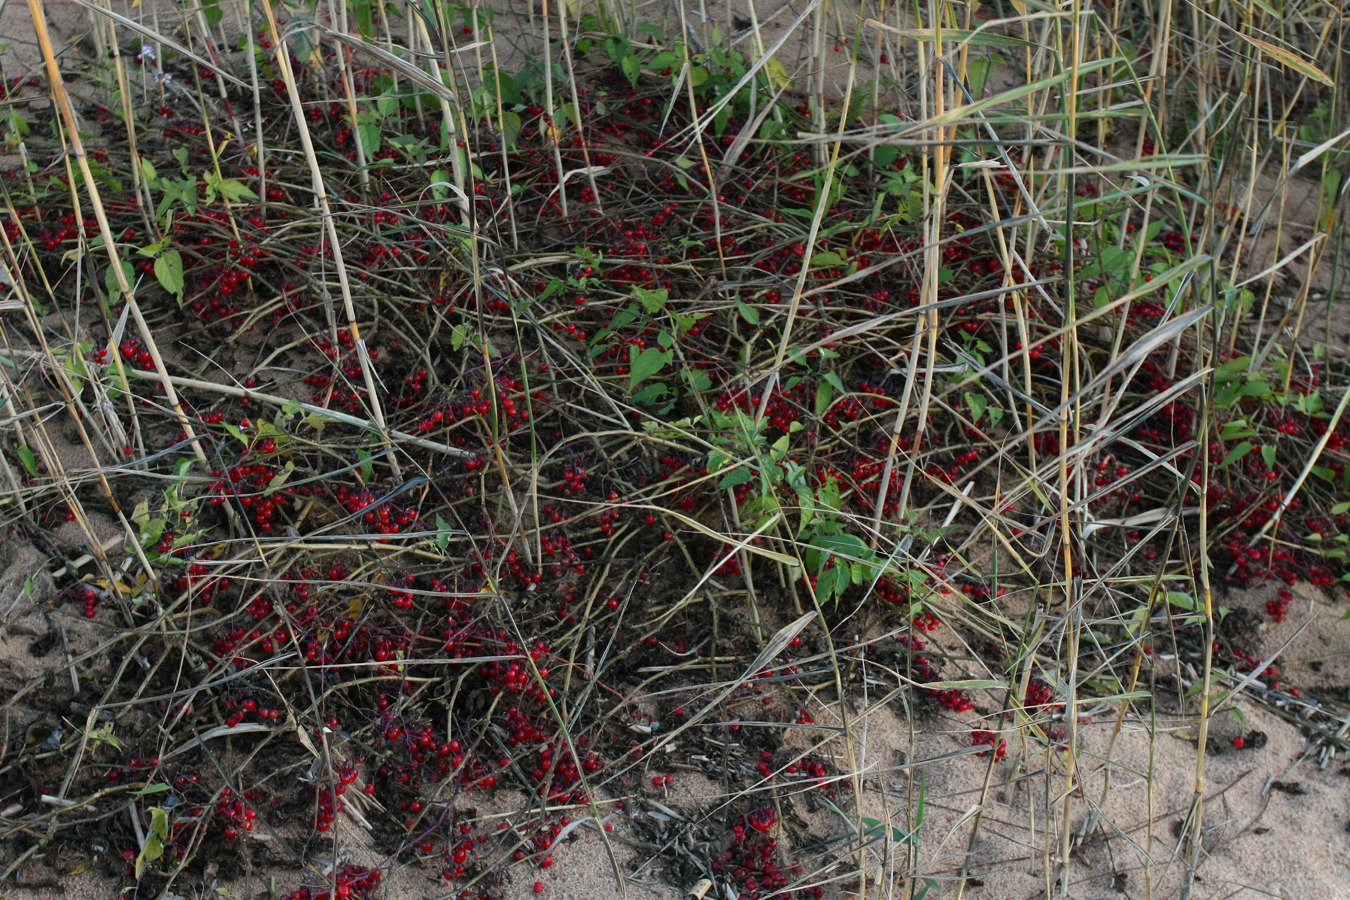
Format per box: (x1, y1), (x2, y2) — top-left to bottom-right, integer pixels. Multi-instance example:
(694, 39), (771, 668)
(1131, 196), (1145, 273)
(873, 145), (900, 168)
(1215, 356), (1253, 381)
(358, 117), (382, 156)
(350, 0), (374, 36)
(1165, 590), (1198, 611)
(204, 172), (258, 204)
(1261, 444), (1277, 468)
(137, 237), (172, 258)
(683, 368), (712, 393)
(1215, 380), (1245, 410)
(138, 515), (167, 549)
(633, 382), (670, 407)
(817, 476), (841, 512)
(201, 0), (223, 28)
(735, 299), (760, 325)
(674, 312), (705, 334)
(964, 391), (987, 424)
(131, 782), (172, 796)
(718, 467), (754, 490)
(965, 56), (994, 96)
(1295, 391), (1324, 416)
(796, 487), (816, 534)
(1219, 419), (1256, 441)
(652, 51), (679, 72)
(633, 286), (668, 314)
(15, 444), (38, 477)
(1244, 379), (1274, 402)
(137, 806), (169, 877)
(629, 345), (672, 390)
(810, 532), (873, 565)
(621, 53), (640, 87)
(265, 462), (294, 494)
(823, 372), (846, 398)
(104, 259), (133, 300)
(810, 250), (844, 269)
(601, 36), (628, 65)
(154, 249), (184, 301)
(815, 382), (835, 418)
(816, 565), (850, 604)
(435, 514), (452, 553)
(500, 109), (523, 148)
(1098, 245), (1134, 279)
(1218, 440), (1252, 469)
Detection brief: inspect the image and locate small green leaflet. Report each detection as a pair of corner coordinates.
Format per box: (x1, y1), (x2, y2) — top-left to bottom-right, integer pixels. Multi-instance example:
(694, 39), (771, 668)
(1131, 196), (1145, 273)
(203, 172), (258, 205)
(435, 514), (453, 553)
(735, 298), (760, 325)
(621, 53), (640, 87)
(633, 286), (668, 314)
(1219, 441), (1252, 469)
(629, 345), (672, 390)
(964, 391), (987, 423)
(15, 444), (38, 477)
(718, 467), (754, 490)
(154, 249), (184, 301)
(358, 113), (382, 156)
(815, 565), (850, 603)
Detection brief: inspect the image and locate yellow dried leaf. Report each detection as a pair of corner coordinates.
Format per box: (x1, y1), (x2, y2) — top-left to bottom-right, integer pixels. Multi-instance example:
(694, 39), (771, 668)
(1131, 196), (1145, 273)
(1236, 32), (1333, 86)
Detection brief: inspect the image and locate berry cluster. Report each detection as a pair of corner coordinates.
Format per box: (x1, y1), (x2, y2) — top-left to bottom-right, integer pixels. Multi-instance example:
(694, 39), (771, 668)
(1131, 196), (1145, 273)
(333, 485), (423, 539)
(894, 636), (975, 713)
(1023, 678), (1057, 711)
(222, 692), (281, 727)
(207, 459), (292, 532)
(971, 728), (1008, 762)
(280, 865), (380, 900)
(710, 806), (823, 899)
(214, 787), (261, 840)
(1267, 586), (1295, 623)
